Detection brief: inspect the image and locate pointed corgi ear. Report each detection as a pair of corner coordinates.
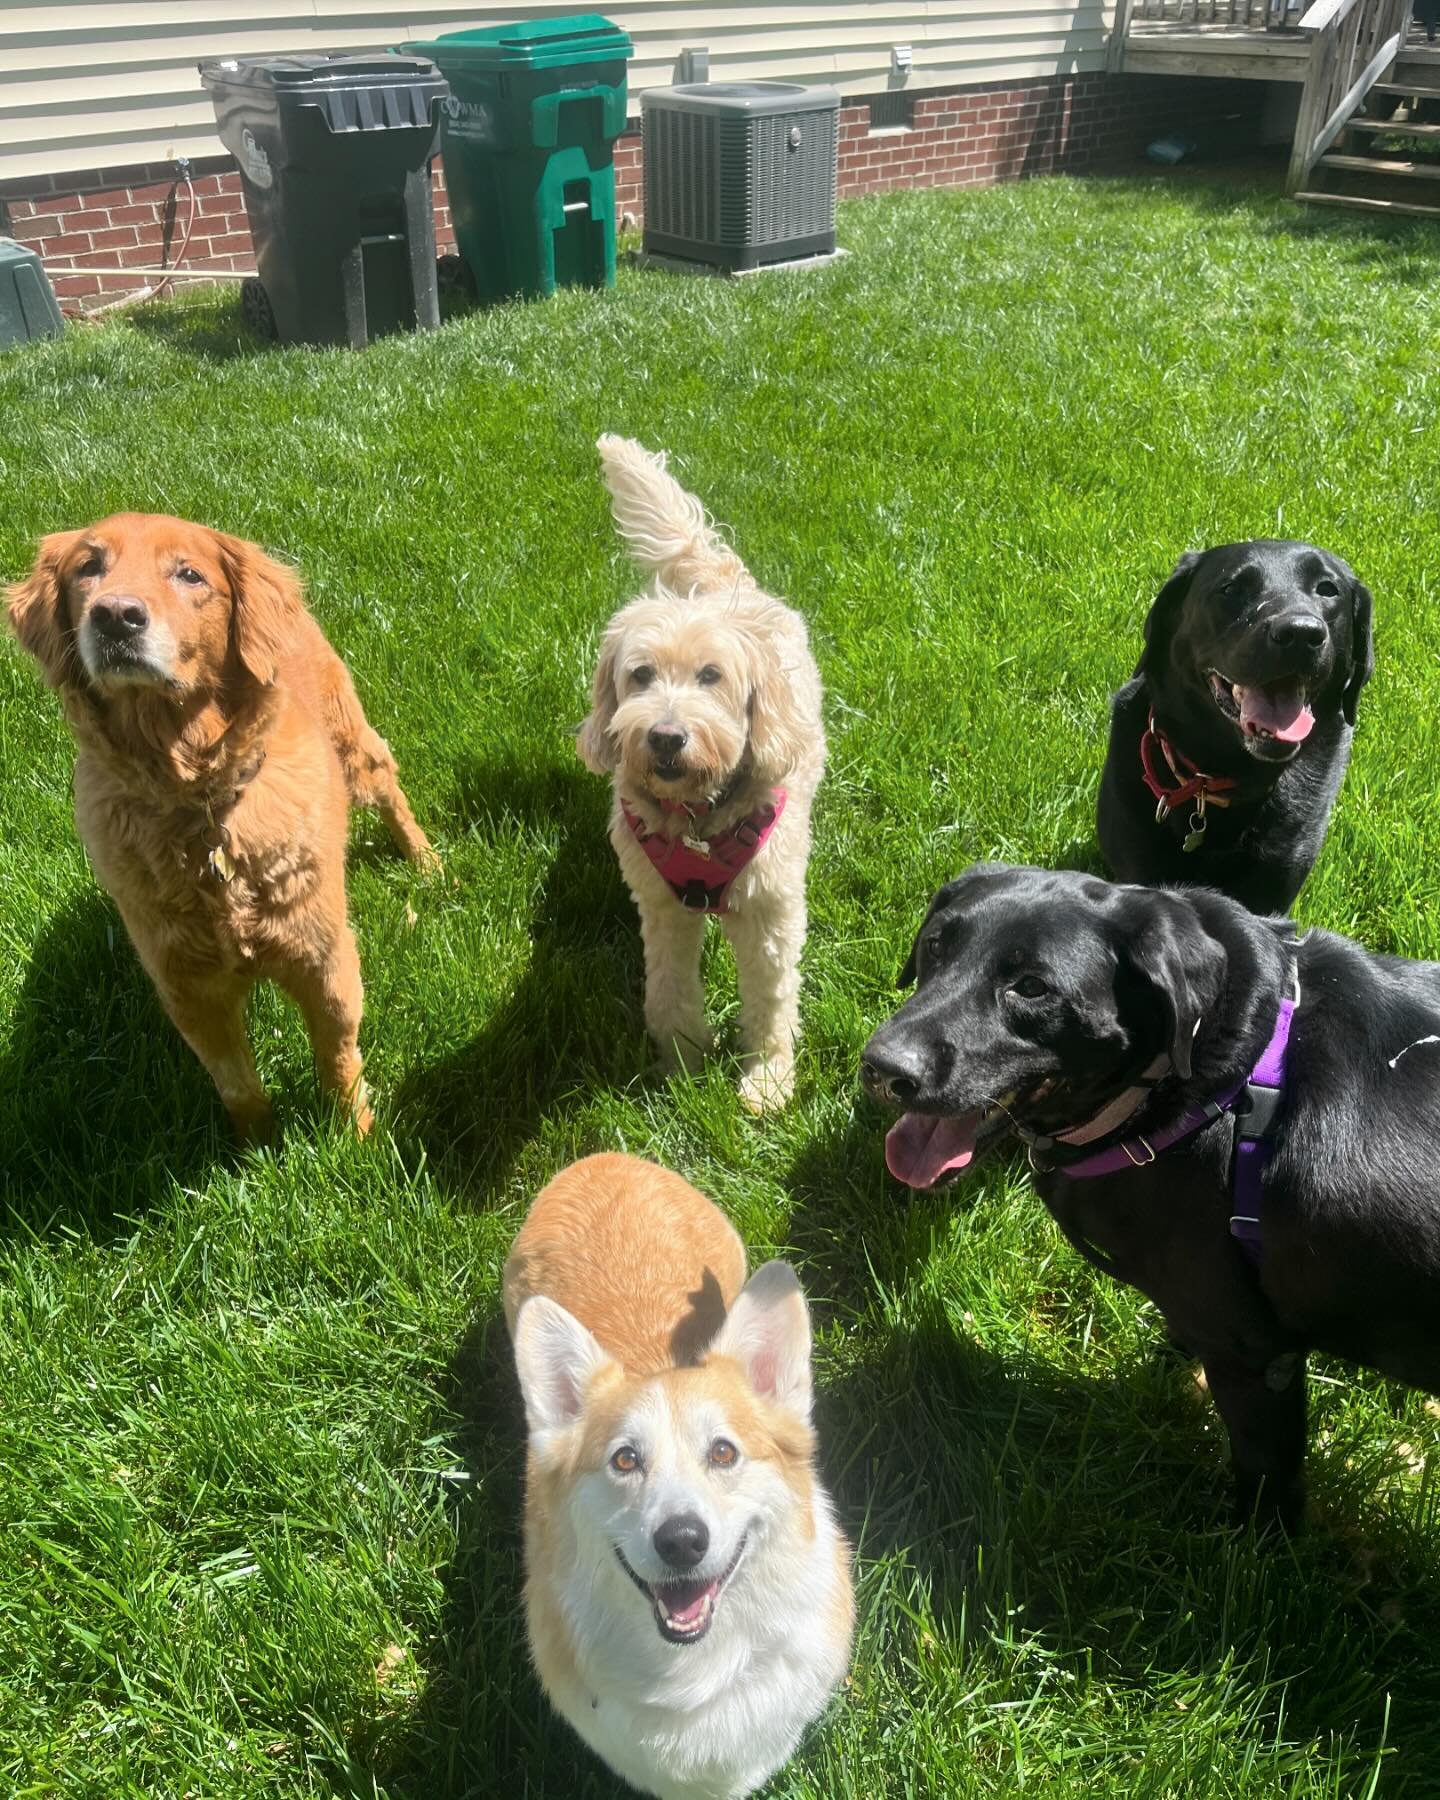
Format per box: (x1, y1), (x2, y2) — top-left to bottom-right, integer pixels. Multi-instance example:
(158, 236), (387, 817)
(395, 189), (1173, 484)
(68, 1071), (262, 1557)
(513, 1296), (615, 1437)
(710, 1261), (813, 1422)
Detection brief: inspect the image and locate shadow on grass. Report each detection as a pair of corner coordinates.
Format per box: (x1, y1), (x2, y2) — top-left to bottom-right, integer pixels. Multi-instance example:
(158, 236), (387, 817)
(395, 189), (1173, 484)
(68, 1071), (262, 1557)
(393, 754), (645, 1204)
(1082, 151), (1440, 282)
(859, 1311), (1440, 1790)
(123, 277), (476, 363)
(0, 889), (229, 1230)
(358, 1286), (1440, 1796)
(123, 289), (271, 362)
(354, 1315), (635, 1799)
(779, 1098), (1440, 1784)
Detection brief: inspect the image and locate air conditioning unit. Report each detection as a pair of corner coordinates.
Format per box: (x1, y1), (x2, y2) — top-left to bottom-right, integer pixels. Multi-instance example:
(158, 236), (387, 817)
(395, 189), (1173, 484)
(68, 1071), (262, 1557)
(641, 82), (839, 272)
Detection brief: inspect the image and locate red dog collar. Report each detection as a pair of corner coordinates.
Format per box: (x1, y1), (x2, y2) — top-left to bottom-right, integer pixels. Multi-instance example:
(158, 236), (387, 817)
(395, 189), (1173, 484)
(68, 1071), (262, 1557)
(622, 790), (787, 914)
(1140, 710), (1237, 850)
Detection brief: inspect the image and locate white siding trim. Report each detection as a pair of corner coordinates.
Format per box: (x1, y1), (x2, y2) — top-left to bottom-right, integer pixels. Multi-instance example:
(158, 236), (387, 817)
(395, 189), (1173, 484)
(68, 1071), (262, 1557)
(0, 1), (1111, 183)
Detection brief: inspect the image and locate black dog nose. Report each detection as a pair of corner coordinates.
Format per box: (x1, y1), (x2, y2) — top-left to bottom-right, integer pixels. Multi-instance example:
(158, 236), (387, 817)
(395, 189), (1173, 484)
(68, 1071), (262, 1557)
(647, 724), (688, 758)
(653, 1512), (709, 1571)
(91, 596), (149, 639)
(1268, 612), (1326, 652)
(860, 1043), (925, 1105)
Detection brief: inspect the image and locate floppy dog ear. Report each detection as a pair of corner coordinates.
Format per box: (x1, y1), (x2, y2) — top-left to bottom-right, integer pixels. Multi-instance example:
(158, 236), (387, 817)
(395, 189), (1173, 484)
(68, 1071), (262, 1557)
(217, 533), (303, 687)
(1122, 895), (1226, 1081)
(513, 1296), (617, 1438)
(1135, 549), (1203, 680)
(897, 880), (963, 988)
(7, 530), (81, 686)
(1341, 577), (1374, 727)
(746, 603), (816, 787)
(577, 626), (621, 774)
(747, 664), (809, 788)
(709, 1261), (812, 1424)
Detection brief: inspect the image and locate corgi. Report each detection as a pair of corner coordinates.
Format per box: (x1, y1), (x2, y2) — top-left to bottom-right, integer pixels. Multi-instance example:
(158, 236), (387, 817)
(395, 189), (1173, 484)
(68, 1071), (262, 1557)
(504, 1153), (854, 1800)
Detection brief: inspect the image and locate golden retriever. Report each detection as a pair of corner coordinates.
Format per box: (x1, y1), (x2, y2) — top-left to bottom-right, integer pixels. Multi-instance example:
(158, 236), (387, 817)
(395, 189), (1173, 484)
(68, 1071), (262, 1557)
(7, 513), (436, 1140)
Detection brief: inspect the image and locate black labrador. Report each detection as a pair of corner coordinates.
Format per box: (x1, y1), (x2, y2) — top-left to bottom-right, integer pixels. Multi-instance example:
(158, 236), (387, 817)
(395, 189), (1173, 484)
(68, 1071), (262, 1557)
(861, 863), (1440, 1530)
(1097, 541), (1374, 914)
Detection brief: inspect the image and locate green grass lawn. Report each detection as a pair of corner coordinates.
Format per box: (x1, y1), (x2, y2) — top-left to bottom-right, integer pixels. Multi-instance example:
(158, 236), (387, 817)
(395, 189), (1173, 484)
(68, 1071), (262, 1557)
(4, 172), (1440, 1798)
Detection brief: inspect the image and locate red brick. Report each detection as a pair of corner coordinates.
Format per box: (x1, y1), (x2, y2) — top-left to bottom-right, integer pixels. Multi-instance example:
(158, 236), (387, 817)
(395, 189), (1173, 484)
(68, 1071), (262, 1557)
(90, 225), (139, 249)
(60, 207), (112, 230)
(50, 274), (104, 299)
(197, 230), (252, 255)
(39, 232), (92, 255)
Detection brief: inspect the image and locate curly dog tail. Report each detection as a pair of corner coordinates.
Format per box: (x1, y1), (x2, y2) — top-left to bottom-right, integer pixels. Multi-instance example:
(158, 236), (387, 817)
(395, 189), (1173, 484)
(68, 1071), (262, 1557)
(596, 434), (750, 595)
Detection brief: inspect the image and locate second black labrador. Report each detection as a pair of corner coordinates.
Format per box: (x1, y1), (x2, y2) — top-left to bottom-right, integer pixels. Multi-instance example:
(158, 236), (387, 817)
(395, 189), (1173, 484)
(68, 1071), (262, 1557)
(861, 863), (1440, 1530)
(1097, 540), (1374, 914)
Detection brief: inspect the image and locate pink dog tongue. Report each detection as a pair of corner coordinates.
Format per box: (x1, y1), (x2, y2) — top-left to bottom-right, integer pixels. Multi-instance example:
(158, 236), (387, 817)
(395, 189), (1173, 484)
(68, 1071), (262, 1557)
(658, 1580), (715, 1625)
(1234, 682), (1314, 744)
(885, 1112), (980, 1188)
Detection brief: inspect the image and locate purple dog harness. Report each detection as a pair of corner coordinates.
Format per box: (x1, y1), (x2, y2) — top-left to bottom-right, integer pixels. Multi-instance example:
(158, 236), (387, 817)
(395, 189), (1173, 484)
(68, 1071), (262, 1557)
(621, 789), (787, 915)
(1037, 982), (1298, 1262)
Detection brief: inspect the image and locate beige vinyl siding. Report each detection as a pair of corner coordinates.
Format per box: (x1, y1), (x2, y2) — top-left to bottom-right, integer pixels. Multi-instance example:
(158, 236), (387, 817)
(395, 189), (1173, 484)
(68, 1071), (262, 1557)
(0, 1), (1111, 182)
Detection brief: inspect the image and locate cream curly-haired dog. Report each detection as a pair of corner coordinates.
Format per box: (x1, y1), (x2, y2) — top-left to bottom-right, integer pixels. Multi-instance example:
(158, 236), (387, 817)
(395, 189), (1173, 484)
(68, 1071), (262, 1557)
(578, 437), (825, 1112)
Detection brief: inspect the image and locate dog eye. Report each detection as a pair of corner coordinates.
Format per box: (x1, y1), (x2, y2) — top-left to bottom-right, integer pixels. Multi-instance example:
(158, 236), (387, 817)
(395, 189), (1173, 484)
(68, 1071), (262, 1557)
(1315, 578), (1339, 598)
(708, 1438), (739, 1468)
(610, 1445), (643, 1475)
(924, 930), (945, 960)
(630, 666), (654, 688)
(1010, 975), (1049, 999)
(175, 565), (205, 587)
(76, 550), (105, 580)
(696, 665), (722, 686)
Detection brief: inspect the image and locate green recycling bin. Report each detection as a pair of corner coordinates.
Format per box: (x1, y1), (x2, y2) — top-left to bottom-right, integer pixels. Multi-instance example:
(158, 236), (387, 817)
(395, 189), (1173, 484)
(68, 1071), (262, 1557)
(403, 16), (632, 302)
(0, 241), (64, 350)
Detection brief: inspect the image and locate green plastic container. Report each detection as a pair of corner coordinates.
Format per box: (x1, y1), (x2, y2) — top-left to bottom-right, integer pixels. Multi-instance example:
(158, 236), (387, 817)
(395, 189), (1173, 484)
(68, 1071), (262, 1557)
(404, 16), (632, 301)
(0, 241), (64, 350)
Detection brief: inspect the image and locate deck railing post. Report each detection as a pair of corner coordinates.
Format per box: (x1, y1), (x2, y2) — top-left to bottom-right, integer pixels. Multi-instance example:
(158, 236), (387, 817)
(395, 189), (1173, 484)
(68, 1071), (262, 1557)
(1107, 0), (1137, 72)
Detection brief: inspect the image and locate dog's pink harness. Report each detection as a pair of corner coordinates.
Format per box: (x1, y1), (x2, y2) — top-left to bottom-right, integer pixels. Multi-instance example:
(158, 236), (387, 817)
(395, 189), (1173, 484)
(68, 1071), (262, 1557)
(621, 790), (787, 914)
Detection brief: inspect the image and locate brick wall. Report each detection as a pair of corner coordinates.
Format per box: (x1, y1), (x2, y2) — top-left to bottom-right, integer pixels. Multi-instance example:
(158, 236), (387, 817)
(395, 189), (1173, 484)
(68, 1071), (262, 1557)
(0, 72), (1259, 305)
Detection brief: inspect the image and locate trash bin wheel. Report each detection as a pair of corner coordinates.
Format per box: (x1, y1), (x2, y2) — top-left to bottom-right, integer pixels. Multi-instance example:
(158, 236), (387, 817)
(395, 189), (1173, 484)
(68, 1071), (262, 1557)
(436, 253), (475, 300)
(241, 277), (278, 340)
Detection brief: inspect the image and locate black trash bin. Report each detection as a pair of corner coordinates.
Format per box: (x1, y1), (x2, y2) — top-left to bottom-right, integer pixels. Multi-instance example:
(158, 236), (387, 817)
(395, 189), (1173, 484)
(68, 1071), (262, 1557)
(200, 53), (446, 348)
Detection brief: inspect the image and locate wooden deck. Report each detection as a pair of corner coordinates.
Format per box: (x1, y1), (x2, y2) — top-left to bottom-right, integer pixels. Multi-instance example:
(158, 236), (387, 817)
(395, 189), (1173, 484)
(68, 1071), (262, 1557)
(1120, 19), (1440, 83)
(1124, 20), (1309, 79)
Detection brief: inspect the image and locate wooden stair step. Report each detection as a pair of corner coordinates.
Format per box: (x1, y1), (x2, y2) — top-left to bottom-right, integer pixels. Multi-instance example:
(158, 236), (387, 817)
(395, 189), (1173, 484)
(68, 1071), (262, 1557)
(1295, 189), (1440, 217)
(1373, 81), (1440, 98)
(1318, 152), (1440, 177)
(1345, 116), (1440, 136)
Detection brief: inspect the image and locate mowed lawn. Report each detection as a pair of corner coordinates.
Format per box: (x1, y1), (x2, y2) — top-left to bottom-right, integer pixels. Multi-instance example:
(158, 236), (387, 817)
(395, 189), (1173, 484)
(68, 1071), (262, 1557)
(4, 173), (1440, 1799)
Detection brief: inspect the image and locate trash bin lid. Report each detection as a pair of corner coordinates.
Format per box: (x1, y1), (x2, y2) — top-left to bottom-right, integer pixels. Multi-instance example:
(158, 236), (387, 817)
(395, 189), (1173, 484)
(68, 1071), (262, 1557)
(405, 15), (633, 70)
(200, 52), (444, 91)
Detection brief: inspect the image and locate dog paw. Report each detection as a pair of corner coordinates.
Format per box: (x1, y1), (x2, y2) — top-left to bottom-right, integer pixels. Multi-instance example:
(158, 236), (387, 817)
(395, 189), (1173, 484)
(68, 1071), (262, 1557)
(230, 1098), (276, 1146)
(408, 841), (443, 877)
(738, 1055), (795, 1114)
